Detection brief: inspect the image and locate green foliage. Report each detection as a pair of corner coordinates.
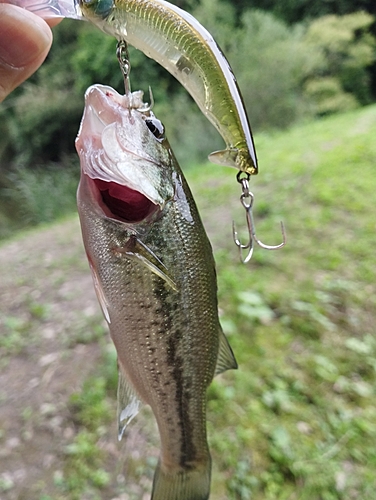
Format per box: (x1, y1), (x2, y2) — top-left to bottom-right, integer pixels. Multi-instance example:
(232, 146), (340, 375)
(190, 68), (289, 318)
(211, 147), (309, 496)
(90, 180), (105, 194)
(70, 25), (172, 99)
(62, 376), (113, 498)
(303, 11), (376, 112)
(69, 376), (112, 432)
(304, 77), (358, 115)
(0, 0), (375, 332)
(4, 83), (82, 163)
(187, 104), (376, 498)
(0, 3), (375, 196)
(0, 316), (29, 355)
(0, 20), (83, 166)
(226, 10), (314, 130)
(71, 26), (122, 94)
(191, 0), (237, 48)
(63, 430), (111, 497)
(160, 6), (323, 162)
(4, 160), (79, 227)
(236, 0), (376, 25)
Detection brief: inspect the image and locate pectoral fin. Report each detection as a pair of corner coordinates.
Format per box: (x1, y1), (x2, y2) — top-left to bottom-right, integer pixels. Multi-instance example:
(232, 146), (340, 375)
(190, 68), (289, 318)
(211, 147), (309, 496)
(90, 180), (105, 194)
(125, 238), (178, 292)
(117, 366), (143, 441)
(214, 328), (238, 376)
(208, 148), (238, 169)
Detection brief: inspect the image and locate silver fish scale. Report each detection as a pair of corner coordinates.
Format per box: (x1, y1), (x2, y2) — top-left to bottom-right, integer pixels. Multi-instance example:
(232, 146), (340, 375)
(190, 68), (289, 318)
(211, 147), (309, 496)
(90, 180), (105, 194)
(78, 162), (220, 472)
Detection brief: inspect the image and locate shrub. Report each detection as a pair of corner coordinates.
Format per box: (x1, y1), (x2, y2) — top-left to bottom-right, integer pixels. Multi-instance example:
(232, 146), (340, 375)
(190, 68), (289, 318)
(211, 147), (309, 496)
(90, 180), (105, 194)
(303, 11), (376, 109)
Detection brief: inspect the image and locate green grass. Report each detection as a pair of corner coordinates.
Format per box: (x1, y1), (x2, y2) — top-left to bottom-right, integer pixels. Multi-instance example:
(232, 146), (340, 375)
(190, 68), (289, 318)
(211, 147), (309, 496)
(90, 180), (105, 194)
(184, 104), (376, 499)
(2, 104), (376, 499)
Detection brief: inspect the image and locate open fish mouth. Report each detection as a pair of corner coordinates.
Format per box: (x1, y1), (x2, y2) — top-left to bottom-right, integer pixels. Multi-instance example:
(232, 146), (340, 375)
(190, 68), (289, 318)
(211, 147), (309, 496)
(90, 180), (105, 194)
(87, 176), (158, 223)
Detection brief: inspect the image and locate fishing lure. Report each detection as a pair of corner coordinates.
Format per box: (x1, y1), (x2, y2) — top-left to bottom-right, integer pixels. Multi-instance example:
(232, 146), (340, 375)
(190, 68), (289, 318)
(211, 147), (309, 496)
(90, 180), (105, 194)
(8, 0), (258, 175)
(5, 0), (286, 260)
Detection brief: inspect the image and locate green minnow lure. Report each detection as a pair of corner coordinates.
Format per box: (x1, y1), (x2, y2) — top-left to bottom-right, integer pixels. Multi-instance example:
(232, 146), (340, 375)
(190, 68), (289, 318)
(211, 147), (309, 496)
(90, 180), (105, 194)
(9, 0), (258, 175)
(79, 0), (258, 174)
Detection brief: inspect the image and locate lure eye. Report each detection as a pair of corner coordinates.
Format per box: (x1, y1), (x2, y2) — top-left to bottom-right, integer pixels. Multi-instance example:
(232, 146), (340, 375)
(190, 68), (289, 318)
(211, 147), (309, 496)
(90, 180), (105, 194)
(145, 118), (165, 141)
(79, 0), (113, 18)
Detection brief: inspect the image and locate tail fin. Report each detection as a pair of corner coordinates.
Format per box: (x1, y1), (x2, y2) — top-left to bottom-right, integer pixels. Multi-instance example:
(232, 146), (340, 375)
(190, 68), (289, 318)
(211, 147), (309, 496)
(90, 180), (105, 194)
(151, 458), (211, 500)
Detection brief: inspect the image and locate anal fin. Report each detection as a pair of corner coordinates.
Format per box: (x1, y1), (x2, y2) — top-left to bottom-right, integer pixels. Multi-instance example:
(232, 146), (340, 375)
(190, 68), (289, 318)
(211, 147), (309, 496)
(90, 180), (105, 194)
(117, 365), (142, 441)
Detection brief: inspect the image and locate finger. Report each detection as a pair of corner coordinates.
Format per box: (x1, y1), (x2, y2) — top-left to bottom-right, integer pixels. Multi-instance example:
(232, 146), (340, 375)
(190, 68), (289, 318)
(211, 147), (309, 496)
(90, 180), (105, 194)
(0, 4), (53, 102)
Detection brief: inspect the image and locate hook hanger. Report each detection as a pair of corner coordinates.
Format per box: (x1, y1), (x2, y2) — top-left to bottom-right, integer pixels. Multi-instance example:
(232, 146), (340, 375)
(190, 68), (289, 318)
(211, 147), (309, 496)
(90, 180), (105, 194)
(116, 41), (155, 113)
(233, 171), (286, 263)
(116, 39), (132, 96)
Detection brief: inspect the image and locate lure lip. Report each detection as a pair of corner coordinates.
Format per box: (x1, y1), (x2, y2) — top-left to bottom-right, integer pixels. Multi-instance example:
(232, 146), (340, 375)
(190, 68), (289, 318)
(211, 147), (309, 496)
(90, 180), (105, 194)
(2, 0), (83, 19)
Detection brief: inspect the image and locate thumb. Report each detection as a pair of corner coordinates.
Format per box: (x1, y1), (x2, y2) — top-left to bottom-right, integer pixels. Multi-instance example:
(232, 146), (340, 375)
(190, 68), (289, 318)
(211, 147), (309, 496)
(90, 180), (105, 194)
(0, 4), (52, 103)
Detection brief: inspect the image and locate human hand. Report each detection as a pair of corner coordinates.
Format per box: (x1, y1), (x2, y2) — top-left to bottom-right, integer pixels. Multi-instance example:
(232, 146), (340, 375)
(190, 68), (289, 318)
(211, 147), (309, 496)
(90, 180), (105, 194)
(0, 4), (60, 102)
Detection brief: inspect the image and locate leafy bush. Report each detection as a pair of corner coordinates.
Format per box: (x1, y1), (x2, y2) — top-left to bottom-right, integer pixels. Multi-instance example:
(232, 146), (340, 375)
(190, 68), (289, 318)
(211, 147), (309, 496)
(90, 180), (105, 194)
(4, 159), (79, 227)
(227, 10), (316, 130)
(5, 85), (82, 163)
(304, 77), (358, 115)
(303, 11), (376, 112)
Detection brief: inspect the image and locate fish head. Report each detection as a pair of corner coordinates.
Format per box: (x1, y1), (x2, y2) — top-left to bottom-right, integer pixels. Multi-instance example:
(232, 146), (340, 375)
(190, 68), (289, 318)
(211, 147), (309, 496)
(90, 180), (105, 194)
(76, 84), (175, 226)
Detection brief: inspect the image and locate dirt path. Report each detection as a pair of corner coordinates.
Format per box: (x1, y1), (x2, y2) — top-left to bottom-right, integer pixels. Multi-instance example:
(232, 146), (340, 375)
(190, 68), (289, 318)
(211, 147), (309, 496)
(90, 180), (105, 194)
(0, 218), (99, 497)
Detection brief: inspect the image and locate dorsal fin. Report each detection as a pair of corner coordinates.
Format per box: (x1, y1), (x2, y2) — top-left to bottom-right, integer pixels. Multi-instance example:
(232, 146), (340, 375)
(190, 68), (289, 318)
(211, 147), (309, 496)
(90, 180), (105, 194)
(215, 328), (238, 376)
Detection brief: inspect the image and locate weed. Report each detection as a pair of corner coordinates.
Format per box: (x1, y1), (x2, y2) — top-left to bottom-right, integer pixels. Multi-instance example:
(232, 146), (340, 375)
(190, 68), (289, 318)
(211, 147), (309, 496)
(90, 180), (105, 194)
(0, 316), (30, 355)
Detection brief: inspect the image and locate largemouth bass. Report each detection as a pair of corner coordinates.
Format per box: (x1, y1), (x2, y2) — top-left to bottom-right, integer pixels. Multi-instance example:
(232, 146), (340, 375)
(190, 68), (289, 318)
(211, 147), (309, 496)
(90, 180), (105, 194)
(76, 84), (237, 500)
(9, 0), (258, 175)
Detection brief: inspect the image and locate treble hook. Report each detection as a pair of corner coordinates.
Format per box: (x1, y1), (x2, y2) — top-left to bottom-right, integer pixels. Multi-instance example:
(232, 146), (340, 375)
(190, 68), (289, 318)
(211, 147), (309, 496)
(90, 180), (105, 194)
(137, 86), (155, 113)
(116, 39), (132, 96)
(233, 171), (286, 264)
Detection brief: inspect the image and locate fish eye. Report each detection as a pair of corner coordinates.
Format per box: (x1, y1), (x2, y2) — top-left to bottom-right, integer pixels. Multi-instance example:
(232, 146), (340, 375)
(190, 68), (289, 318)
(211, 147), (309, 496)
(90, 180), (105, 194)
(145, 118), (165, 141)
